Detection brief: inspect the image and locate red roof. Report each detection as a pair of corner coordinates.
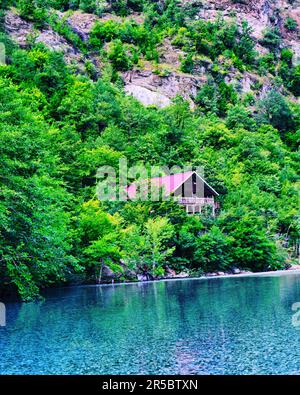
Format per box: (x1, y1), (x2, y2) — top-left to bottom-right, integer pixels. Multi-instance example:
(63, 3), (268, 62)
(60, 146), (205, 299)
(126, 171), (193, 199)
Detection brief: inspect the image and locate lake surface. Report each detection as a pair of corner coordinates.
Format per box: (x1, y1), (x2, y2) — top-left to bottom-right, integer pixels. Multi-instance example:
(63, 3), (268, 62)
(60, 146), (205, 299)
(1, 272), (300, 374)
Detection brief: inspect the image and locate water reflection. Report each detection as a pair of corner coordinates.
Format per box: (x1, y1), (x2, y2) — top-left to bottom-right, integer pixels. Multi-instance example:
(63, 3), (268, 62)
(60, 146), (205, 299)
(1, 273), (300, 374)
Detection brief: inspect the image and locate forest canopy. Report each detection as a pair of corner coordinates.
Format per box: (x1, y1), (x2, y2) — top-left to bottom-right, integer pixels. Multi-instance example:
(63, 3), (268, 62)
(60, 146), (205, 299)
(0, 0), (299, 300)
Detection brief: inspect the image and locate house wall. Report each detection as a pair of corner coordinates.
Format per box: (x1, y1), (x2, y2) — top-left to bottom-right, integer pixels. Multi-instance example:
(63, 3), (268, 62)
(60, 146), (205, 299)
(174, 174), (208, 198)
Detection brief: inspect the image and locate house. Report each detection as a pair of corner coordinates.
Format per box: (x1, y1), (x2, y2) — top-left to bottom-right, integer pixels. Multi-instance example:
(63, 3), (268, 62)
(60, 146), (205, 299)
(126, 170), (219, 215)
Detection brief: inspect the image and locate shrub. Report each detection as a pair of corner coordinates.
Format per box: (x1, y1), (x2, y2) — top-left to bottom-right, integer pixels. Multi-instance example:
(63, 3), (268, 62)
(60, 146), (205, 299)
(285, 17), (298, 31)
(260, 28), (282, 53)
(257, 90), (295, 134)
(107, 40), (133, 71)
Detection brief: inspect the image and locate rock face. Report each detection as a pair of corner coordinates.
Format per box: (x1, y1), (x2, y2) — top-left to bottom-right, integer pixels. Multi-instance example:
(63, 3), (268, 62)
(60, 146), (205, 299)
(60, 11), (98, 42)
(164, 266), (177, 278)
(123, 70), (205, 108)
(58, 9), (144, 41)
(4, 1), (299, 107)
(181, 0), (300, 65)
(5, 11), (81, 64)
(4, 10), (32, 47)
(125, 84), (171, 108)
(158, 39), (185, 70)
(176, 272), (190, 278)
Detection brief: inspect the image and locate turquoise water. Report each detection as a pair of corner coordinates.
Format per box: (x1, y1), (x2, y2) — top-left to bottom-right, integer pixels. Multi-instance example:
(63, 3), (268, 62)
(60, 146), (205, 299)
(1, 272), (300, 374)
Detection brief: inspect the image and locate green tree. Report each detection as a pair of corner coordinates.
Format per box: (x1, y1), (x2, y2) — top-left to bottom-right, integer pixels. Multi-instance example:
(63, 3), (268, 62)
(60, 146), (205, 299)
(193, 226), (233, 272)
(257, 90), (295, 134)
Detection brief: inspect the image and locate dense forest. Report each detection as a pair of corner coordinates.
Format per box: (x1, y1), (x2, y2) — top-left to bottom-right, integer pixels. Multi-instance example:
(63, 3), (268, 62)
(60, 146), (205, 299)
(0, 0), (299, 300)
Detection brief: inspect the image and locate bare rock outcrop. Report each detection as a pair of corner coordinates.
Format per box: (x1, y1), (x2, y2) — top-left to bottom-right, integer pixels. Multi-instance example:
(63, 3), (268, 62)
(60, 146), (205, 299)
(60, 11), (98, 42)
(58, 10), (145, 41)
(4, 9), (33, 47)
(123, 69), (205, 108)
(4, 10), (81, 64)
(185, 0), (299, 56)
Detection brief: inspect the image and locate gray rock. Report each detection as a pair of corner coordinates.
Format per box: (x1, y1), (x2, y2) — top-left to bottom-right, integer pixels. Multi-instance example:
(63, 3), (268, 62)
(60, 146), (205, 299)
(175, 272), (190, 278)
(164, 266), (177, 278)
(60, 11), (98, 42)
(125, 84), (171, 108)
(137, 273), (153, 281)
(123, 70), (204, 108)
(206, 272), (218, 277)
(287, 264), (300, 271)
(101, 264), (117, 280)
(5, 10), (81, 65)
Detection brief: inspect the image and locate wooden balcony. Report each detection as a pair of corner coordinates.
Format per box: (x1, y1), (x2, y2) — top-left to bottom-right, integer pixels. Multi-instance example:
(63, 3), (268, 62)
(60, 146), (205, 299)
(178, 197), (214, 205)
(177, 197), (219, 215)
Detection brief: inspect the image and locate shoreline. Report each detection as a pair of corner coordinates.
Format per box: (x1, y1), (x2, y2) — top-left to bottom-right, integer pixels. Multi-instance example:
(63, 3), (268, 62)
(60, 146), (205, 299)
(63, 267), (300, 291)
(3, 267), (300, 302)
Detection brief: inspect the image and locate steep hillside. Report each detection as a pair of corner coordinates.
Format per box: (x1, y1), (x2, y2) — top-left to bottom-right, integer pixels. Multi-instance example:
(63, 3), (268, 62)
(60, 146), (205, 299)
(0, 1), (299, 300)
(3, 1), (300, 106)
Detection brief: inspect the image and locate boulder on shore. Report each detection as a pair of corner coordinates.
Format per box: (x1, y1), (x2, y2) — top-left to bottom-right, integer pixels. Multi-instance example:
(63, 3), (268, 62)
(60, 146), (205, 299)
(164, 266), (177, 278)
(137, 273), (154, 281)
(287, 264), (300, 271)
(175, 272), (189, 278)
(101, 264), (117, 281)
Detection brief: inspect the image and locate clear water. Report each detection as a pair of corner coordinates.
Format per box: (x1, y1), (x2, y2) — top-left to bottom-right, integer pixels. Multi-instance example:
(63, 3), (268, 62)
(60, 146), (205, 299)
(1, 272), (300, 374)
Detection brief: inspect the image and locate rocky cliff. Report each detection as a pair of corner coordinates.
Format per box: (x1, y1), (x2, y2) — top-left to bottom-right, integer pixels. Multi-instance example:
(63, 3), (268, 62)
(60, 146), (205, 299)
(3, 1), (300, 107)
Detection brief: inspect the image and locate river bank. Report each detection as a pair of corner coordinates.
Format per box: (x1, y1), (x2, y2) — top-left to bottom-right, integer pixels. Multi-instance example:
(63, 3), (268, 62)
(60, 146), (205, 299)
(88, 263), (300, 286)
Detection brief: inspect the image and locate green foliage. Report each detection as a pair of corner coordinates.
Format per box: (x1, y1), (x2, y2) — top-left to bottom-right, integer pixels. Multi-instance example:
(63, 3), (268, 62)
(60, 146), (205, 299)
(285, 17), (298, 31)
(281, 48), (294, 65)
(257, 90), (295, 134)
(226, 104), (256, 131)
(80, 202), (122, 278)
(173, 18), (255, 68)
(48, 12), (88, 53)
(195, 81), (237, 117)
(89, 19), (160, 63)
(180, 53), (194, 73)
(193, 226), (233, 272)
(260, 28), (282, 54)
(0, 78), (76, 300)
(107, 39), (133, 71)
(0, 4), (299, 300)
(17, 0), (48, 27)
(121, 217), (175, 274)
